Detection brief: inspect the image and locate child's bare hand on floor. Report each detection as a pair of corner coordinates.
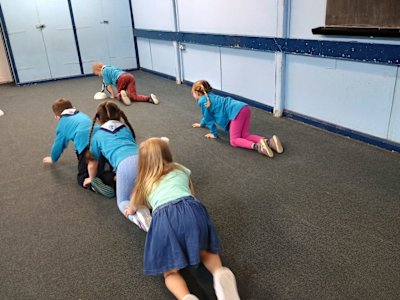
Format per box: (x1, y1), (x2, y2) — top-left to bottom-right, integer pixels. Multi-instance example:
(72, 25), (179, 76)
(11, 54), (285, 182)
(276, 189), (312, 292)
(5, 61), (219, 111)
(83, 177), (92, 187)
(205, 133), (216, 139)
(42, 156), (52, 164)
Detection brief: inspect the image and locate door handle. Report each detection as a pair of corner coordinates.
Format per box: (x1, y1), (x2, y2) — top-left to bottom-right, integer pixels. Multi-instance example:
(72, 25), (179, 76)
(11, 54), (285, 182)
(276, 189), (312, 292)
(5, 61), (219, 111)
(35, 24), (46, 30)
(100, 20), (109, 24)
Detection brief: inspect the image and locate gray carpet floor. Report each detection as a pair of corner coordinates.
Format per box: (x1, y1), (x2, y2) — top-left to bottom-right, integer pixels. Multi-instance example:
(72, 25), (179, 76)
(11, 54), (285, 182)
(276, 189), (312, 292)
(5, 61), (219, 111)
(0, 71), (399, 300)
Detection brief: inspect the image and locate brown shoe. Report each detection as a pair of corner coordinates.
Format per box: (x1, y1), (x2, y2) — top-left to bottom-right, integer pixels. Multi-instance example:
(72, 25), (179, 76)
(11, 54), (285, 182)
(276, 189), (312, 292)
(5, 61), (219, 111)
(268, 135), (283, 153)
(257, 139), (274, 158)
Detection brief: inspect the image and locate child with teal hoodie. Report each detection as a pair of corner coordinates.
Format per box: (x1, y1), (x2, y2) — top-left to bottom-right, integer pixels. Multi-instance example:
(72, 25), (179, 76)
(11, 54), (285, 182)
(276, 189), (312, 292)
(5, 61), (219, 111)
(191, 80), (284, 158)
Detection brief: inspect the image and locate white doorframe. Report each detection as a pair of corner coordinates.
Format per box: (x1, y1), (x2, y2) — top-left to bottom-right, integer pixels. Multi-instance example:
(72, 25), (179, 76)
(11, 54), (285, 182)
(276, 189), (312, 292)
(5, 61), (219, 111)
(0, 29), (12, 83)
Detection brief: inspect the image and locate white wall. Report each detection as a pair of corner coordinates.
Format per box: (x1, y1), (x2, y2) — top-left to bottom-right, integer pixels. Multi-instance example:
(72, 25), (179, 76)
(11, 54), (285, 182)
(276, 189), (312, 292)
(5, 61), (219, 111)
(177, 0), (278, 37)
(285, 55), (397, 139)
(0, 30), (12, 83)
(287, 0), (400, 142)
(131, 0), (400, 145)
(131, 0), (175, 31)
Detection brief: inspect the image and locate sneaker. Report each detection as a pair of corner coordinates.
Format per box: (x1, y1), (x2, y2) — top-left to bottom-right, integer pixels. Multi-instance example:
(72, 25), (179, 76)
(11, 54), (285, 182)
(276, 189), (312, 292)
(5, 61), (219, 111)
(182, 295), (199, 300)
(213, 267), (240, 300)
(90, 177), (115, 198)
(120, 90), (131, 106)
(268, 135), (283, 153)
(135, 207), (152, 232)
(128, 214), (142, 228)
(149, 93), (159, 104)
(257, 139), (274, 158)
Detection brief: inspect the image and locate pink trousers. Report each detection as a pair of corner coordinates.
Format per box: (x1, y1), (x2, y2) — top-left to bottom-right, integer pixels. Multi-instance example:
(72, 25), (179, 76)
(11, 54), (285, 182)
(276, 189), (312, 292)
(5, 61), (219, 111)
(230, 105), (264, 149)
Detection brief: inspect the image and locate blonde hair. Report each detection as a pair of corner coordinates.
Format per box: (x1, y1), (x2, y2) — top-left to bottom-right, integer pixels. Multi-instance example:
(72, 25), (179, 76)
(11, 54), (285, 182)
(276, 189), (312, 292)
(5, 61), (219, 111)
(192, 80), (212, 108)
(130, 138), (182, 208)
(92, 62), (104, 75)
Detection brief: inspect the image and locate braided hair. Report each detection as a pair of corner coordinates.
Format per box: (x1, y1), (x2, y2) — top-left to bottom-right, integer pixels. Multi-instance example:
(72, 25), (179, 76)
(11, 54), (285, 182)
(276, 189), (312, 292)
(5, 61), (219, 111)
(192, 80), (212, 108)
(86, 101), (136, 161)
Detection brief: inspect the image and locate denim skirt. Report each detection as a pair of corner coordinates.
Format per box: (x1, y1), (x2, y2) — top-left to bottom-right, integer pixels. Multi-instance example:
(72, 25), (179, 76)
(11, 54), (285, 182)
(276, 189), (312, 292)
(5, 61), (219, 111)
(143, 196), (221, 275)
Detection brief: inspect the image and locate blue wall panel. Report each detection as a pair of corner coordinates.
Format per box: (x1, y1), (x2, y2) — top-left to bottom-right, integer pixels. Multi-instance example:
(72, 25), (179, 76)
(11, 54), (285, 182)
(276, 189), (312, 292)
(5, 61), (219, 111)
(181, 44), (221, 90)
(285, 55), (397, 139)
(137, 38), (152, 70)
(388, 70), (400, 143)
(149, 40), (176, 78)
(221, 48), (275, 106)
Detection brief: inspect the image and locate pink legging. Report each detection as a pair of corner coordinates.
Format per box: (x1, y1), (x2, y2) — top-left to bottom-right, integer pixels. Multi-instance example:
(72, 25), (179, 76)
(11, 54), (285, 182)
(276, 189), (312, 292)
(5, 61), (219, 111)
(230, 105), (264, 149)
(117, 73), (149, 102)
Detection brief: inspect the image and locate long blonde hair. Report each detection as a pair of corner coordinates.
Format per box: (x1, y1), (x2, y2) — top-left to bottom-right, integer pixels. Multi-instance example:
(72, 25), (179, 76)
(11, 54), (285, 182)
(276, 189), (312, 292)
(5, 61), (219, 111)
(130, 138), (182, 208)
(192, 80), (212, 108)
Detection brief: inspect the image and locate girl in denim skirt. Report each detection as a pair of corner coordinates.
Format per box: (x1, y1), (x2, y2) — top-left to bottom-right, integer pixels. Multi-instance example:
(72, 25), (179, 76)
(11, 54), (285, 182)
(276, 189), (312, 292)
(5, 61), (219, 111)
(125, 137), (240, 300)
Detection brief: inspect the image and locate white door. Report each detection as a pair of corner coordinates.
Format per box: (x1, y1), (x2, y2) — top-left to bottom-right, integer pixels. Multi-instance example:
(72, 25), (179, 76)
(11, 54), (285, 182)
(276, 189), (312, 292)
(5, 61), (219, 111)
(1, 0), (51, 83)
(102, 0), (136, 69)
(72, 0), (137, 74)
(0, 0), (80, 83)
(71, 0), (110, 74)
(36, 0), (81, 79)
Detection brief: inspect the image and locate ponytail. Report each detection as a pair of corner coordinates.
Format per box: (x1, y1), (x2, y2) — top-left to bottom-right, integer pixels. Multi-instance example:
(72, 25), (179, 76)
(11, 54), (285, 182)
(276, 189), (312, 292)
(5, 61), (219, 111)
(86, 113), (98, 162)
(201, 86), (211, 109)
(121, 110), (136, 140)
(192, 80), (212, 109)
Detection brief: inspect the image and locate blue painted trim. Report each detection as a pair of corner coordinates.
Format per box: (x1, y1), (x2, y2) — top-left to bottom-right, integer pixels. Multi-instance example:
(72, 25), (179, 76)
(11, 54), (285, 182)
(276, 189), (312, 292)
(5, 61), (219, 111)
(0, 3), (18, 83)
(133, 29), (400, 66)
(284, 110), (400, 153)
(67, 0), (84, 75)
(16, 68), (140, 86)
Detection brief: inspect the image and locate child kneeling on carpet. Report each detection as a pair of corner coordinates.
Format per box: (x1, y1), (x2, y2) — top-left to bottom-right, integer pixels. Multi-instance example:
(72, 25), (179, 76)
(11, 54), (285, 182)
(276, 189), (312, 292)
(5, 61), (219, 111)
(125, 137), (240, 300)
(43, 98), (115, 198)
(92, 62), (159, 106)
(85, 101), (151, 231)
(191, 80), (283, 158)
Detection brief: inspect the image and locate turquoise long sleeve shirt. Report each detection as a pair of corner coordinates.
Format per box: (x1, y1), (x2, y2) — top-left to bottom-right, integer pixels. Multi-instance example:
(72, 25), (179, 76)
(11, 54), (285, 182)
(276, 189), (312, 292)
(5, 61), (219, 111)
(197, 92), (247, 137)
(51, 110), (95, 162)
(102, 65), (124, 87)
(89, 121), (138, 169)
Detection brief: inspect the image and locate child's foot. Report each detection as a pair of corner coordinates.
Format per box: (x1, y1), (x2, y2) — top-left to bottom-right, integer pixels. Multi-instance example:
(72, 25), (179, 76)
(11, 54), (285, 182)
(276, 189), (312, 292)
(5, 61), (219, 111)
(149, 93), (159, 104)
(182, 294), (199, 300)
(120, 90), (131, 106)
(268, 135), (283, 153)
(131, 207), (152, 232)
(213, 267), (240, 300)
(257, 139), (274, 158)
(90, 177), (115, 198)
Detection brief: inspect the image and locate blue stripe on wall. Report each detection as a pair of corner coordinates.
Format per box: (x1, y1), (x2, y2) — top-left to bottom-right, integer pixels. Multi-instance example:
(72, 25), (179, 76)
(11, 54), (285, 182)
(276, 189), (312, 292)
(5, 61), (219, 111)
(134, 29), (400, 66)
